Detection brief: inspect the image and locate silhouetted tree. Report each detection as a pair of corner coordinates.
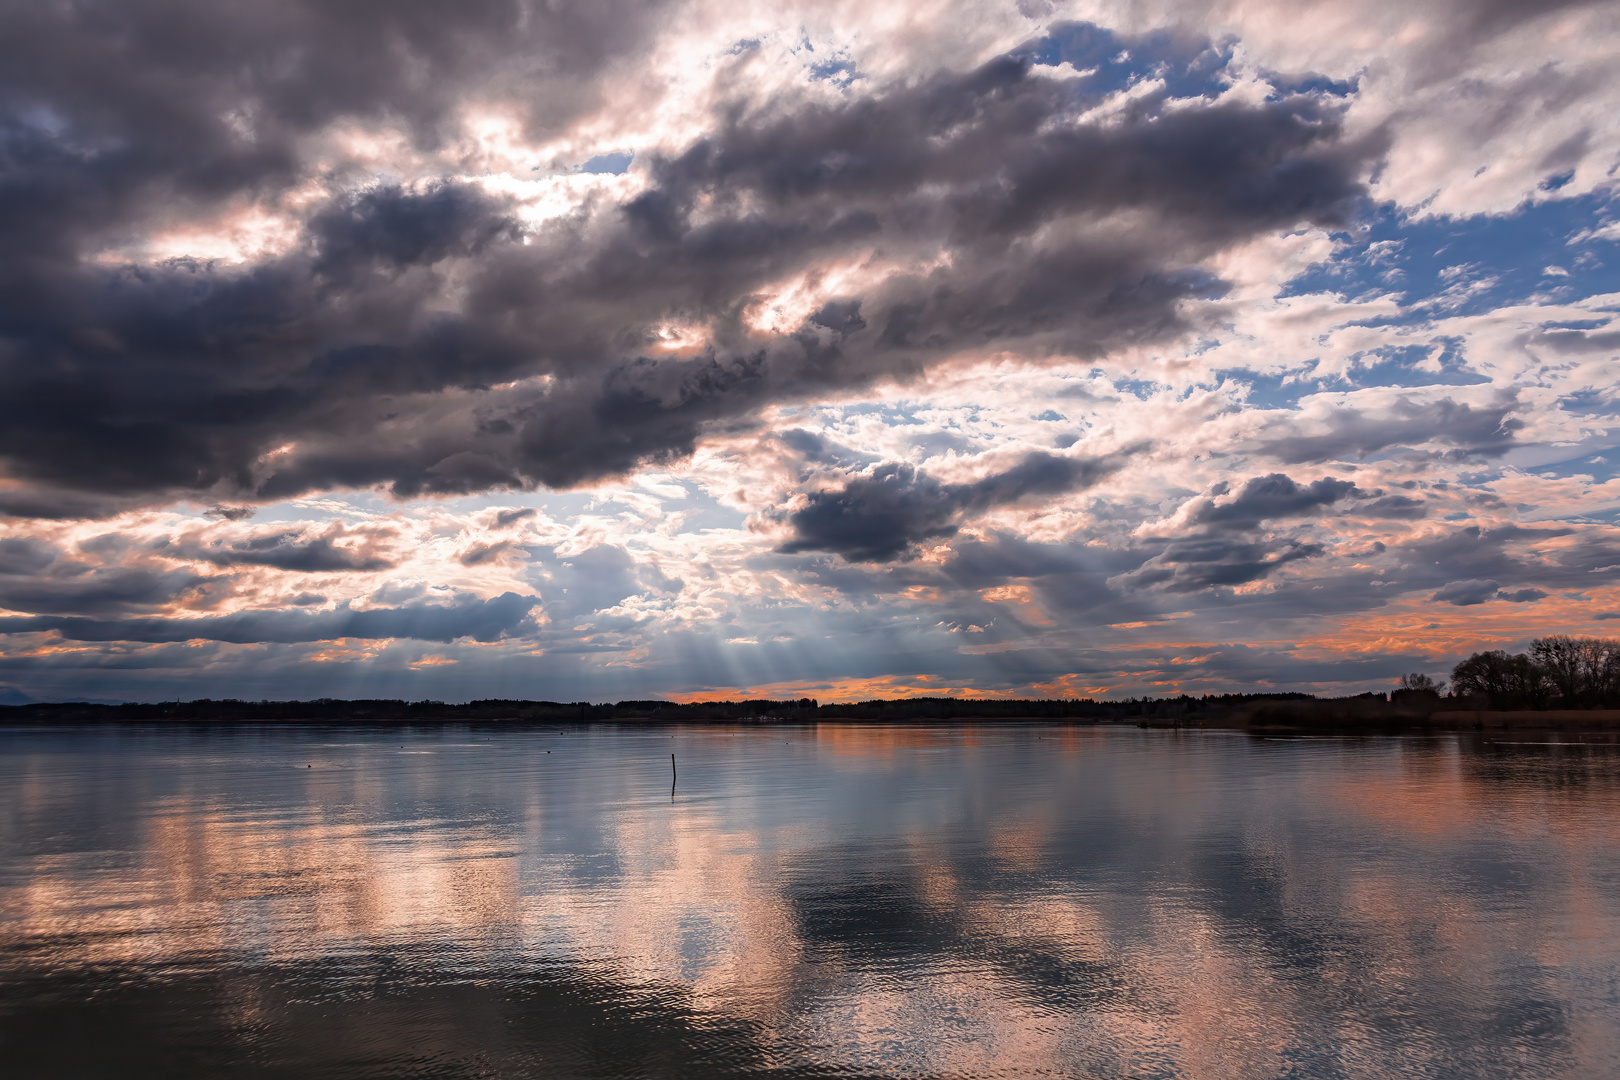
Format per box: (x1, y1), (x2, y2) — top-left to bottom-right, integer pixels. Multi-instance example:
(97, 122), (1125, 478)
(1531, 635), (1587, 706)
(1451, 636), (1620, 709)
(1450, 650), (1543, 708)
(1392, 672), (1443, 706)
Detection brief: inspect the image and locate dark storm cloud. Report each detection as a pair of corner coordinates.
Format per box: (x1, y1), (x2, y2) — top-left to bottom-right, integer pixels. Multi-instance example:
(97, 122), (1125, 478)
(1065, 640), (1421, 692)
(1111, 471), (1431, 597)
(0, 14), (1379, 516)
(1358, 494), (1428, 519)
(0, 591), (539, 643)
(0, 0), (665, 515)
(1363, 522), (1620, 607)
(1534, 327), (1620, 355)
(779, 450), (1129, 562)
(1181, 473), (1430, 531)
(1260, 396), (1523, 464)
(1118, 509), (1617, 605)
(778, 464), (966, 562)
(0, 566), (208, 615)
(0, 0), (664, 202)
(310, 183), (524, 277)
(493, 507), (537, 527)
(1499, 587), (1548, 603)
(1431, 578), (1504, 606)
(459, 541), (514, 567)
(1391, 524), (1561, 591)
(0, 553), (208, 617)
(174, 527), (396, 572)
(777, 429), (875, 469)
(0, 524), (398, 624)
(0, 537), (55, 575)
(1113, 537), (1325, 593)
(942, 533), (1140, 586)
(1191, 474), (1362, 529)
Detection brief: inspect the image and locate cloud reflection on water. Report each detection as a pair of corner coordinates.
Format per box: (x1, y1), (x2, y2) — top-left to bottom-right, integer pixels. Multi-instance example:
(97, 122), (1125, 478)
(2, 725), (1619, 1078)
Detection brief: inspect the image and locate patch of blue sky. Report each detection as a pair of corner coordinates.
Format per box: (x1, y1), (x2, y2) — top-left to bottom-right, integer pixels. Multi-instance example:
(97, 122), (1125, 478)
(640, 484), (749, 533)
(1560, 388), (1620, 417)
(1491, 409), (1620, 474)
(1210, 359), (1479, 414)
(808, 56), (858, 86)
(1218, 370), (1319, 411)
(1328, 341), (1490, 391)
(577, 150), (633, 175)
(1018, 22), (1238, 103)
(779, 27), (859, 87)
(1282, 191), (1620, 316)
(228, 490), (407, 524)
(1109, 377), (1171, 401)
(883, 409), (1018, 454)
(217, 481), (740, 532)
(421, 489), (580, 520)
(1565, 503), (1620, 525)
(1508, 442), (1620, 485)
(819, 400), (943, 427)
(814, 401), (904, 420)
(1250, 341), (1490, 401)
(565, 480), (748, 534)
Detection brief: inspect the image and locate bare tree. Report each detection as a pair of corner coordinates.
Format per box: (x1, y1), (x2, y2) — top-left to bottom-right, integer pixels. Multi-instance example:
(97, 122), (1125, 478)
(1393, 672), (1444, 705)
(1451, 637), (1620, 709)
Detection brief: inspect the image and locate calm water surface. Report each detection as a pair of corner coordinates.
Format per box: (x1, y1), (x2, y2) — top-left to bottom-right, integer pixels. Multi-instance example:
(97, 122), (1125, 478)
(2, 724), (1619, 1078)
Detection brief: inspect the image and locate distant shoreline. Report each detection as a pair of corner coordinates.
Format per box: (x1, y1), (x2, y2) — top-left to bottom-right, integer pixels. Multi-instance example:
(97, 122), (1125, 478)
(5, 697), (1620, 736)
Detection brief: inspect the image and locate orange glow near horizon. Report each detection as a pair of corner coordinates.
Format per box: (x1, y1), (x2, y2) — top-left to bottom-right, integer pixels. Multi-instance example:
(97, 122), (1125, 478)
(659, 673), (1076, 705)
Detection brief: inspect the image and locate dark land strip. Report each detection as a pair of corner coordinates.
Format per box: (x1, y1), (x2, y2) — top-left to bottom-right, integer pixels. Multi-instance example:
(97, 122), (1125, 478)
(3, 694), (1620, 738)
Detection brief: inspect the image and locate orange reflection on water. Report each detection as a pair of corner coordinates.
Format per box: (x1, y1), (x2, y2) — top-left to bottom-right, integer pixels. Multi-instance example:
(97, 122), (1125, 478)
(813, 722), (977, 759)
(3, 727), (1620, 1079)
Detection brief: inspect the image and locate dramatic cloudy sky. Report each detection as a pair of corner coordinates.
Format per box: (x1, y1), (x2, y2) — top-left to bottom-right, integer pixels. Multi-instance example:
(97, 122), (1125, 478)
(1, 0), (1617, 704)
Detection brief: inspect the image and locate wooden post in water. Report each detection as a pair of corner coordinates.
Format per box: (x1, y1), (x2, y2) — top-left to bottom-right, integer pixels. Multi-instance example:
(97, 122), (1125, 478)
(671, 752), (677, 800)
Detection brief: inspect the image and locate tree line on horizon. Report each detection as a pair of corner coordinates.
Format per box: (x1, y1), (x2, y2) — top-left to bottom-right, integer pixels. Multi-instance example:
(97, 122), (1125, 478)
(0, 690), (1340, 723)
(1419, 635), (1620, 711)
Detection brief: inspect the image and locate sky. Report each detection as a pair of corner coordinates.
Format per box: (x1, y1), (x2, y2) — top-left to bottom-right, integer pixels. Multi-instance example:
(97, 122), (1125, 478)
(0, 0), (1617, 705)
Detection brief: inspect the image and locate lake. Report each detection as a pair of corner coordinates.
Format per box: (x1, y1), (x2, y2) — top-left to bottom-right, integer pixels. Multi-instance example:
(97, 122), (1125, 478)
(2, 723), (1618, 1078)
